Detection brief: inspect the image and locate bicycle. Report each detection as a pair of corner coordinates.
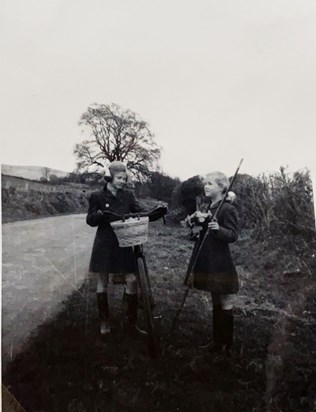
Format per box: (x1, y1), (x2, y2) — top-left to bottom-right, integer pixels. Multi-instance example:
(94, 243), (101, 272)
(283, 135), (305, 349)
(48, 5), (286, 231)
(102, 205), (167, 357)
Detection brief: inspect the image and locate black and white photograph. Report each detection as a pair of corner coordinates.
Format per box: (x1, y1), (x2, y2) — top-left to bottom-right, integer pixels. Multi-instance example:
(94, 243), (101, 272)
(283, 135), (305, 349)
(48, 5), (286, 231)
(1, 1), (316, 411)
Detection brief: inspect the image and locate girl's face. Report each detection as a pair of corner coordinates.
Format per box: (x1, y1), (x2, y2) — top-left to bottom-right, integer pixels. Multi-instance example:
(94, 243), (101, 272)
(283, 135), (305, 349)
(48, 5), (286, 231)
(111, 172), (127, 189)
(203, 175), (222, 199)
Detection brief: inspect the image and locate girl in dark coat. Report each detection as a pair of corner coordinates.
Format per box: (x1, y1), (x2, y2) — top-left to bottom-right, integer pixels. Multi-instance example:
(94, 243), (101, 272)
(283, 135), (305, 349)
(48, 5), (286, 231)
(86, 161), (145, 336)
(187, 171), (239, 355)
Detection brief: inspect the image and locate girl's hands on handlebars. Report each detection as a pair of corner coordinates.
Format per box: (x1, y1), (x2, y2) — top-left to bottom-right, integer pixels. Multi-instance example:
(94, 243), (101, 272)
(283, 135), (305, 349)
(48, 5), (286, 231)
(97, 204), (168, 222)
(157, 201), (168, 209)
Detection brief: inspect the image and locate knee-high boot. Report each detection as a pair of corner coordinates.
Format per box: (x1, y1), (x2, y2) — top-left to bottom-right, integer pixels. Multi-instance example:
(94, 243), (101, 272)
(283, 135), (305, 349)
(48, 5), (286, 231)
(213, 306), (222, 347)
(207, 305), (223, 352)
(97, 292), (110, 335)
(200, 305), (222, 351)
(220, 309), (234, 355)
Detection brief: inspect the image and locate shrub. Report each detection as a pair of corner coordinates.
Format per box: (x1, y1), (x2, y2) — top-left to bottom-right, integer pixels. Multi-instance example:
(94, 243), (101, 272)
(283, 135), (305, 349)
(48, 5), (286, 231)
(169, 175), (205, 221)
(169, 167), (315, 242)
(135, 172), (180, 204)
(233, 167), (315, 239)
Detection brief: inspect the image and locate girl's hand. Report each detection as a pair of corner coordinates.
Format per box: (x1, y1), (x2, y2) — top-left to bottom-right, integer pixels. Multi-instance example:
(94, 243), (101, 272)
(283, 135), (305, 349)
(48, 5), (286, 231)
(157, 201), (168, 208)
(208, 220), (219, 231)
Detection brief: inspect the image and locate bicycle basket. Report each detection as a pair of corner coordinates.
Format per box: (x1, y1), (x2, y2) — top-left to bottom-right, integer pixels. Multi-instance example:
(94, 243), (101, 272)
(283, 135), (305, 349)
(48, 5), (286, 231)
(110, 217), (149, 247)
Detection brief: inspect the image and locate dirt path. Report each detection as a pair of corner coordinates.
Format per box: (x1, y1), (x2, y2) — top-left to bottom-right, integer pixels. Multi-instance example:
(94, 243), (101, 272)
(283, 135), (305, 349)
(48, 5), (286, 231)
(2, 214), (95, 369)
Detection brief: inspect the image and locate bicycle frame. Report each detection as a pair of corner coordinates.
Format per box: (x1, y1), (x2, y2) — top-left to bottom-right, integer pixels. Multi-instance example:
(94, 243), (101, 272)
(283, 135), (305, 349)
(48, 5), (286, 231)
(100, 206), (167, 357)
(133, 244), (155, 308)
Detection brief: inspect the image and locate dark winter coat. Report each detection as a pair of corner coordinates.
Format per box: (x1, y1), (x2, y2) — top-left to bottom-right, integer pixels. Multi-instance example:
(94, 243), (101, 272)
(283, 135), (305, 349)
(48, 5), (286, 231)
(86, 185), (143, 274)
(193, 200), (239, 294)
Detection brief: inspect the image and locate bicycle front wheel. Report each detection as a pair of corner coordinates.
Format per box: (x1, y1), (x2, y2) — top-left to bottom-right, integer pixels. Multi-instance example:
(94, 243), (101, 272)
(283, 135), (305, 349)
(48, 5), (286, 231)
(137, 256), (157, 357)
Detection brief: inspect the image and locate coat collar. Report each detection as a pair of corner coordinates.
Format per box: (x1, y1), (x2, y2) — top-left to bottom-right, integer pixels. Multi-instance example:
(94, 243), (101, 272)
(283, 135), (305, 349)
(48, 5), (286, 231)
(103, 185), (124, 199)
(209, 198), (225, 210)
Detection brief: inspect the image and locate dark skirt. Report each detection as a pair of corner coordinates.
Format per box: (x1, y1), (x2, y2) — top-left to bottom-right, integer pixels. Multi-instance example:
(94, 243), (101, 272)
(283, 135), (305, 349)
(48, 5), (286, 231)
(89, 243), (136, 274)
(192, 238), (239, 294)
(89, 228), (137, 274)
(193, 271), (239, 294)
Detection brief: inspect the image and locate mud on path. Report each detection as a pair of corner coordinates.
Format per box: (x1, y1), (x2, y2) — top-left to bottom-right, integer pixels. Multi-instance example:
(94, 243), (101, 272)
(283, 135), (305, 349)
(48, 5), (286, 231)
(2, 219), (316, 411)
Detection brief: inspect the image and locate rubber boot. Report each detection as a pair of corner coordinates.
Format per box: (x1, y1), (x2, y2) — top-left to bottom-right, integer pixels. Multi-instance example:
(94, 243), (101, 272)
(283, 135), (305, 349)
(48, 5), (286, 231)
(220, 309), (234, 356)
(97, 293), (110, 335)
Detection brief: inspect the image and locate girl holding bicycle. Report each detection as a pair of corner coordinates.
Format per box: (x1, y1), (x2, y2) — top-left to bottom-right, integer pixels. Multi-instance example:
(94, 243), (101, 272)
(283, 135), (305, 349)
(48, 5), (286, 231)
(86, 161), (145, 336)
(187, 171), (239, 356)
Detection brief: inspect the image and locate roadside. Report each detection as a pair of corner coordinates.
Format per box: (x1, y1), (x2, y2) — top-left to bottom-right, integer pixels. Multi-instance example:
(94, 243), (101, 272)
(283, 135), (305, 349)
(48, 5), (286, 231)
(2, 214), (94, 369)
(2, 219), (316, 411)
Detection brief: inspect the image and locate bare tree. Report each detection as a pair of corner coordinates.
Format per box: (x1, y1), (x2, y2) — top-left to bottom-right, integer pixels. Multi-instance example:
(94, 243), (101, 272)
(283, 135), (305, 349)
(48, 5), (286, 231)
(74, 103), (161, 180)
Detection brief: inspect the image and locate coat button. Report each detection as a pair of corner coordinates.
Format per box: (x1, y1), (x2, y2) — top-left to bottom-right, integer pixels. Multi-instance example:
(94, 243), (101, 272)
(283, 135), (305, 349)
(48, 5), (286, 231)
(105, 203), (110, 208)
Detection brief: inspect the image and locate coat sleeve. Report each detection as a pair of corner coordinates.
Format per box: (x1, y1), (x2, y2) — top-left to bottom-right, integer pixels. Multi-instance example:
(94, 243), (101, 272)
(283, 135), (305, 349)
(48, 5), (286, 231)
(214, 205), (238, 243)
(129, 191), (144, 213)
(86, 193), (102, 227)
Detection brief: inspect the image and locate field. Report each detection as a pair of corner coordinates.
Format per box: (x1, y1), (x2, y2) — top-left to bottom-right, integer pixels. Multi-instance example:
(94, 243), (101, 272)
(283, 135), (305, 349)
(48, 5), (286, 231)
(2, 219), (316, 412)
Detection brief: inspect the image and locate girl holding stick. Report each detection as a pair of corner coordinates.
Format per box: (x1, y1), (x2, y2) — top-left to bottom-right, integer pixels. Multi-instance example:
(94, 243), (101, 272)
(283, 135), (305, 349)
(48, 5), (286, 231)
(187, 171), (239, 355)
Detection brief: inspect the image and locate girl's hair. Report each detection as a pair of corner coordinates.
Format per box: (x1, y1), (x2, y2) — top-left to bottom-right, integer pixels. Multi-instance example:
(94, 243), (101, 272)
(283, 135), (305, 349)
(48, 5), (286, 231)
(204, 171), (229, 194)
(104, 175), (113, 183)
(104, 161), (128, 183)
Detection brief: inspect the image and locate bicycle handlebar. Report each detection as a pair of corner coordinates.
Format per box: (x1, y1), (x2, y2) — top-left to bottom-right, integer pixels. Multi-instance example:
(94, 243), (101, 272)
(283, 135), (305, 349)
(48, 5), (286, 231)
(101, 205), (168, 223)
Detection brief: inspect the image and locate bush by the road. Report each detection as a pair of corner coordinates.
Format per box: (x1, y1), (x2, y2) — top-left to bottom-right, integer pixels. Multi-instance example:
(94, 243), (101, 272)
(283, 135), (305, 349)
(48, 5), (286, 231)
(134, 171), (180, 204)
(1, 174), (91, 223)
(171, 168), (315, 241)
(233, 168), (315, 239)
(2, 185), (89, 223)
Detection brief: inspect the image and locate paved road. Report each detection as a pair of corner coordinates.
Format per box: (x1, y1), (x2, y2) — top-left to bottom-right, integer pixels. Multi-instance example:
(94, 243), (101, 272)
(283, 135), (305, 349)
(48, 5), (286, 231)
(2, 214), (96, 369)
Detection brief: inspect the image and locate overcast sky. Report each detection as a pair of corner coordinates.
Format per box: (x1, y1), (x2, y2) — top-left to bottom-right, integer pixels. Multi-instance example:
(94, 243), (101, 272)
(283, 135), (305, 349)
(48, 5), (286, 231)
(1, 0), (316, 181)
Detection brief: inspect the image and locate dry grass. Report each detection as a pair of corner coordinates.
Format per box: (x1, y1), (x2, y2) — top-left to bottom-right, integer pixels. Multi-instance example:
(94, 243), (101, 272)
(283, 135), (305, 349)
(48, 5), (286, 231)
(2, 221), (316, 411)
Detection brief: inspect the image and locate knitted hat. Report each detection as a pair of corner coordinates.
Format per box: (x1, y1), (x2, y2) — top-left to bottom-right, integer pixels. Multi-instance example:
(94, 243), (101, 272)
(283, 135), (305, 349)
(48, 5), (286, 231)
(103, 161), (127, 182)
(108, 161), (127, 174)
(103, 161), (126, 176)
